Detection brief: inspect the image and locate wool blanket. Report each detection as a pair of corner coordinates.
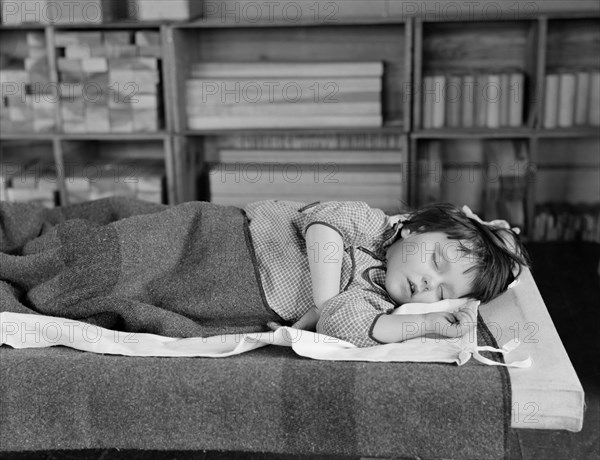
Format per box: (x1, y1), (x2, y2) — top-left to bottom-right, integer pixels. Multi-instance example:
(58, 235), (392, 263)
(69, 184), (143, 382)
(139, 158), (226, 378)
(0, 198), (513, 459)
(0, 197), (282, 337)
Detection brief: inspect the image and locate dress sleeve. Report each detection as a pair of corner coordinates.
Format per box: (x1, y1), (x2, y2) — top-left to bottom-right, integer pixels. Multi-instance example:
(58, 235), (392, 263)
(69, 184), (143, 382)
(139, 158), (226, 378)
(316, 289), (393, 347)
(301, 201), (388, 247)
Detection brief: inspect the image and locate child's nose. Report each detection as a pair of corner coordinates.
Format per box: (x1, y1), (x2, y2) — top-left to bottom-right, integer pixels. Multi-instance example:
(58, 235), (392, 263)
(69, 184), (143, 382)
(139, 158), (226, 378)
(419, 275), (439, 293)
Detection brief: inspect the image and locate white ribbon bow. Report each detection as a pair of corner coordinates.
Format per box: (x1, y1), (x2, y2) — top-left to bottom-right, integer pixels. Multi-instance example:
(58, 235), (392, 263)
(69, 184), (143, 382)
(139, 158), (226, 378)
(461, 205), (521, 289)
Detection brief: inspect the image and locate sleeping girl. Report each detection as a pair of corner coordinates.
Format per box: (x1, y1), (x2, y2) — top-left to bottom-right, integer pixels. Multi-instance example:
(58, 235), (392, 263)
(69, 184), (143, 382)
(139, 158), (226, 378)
(0, 198), (528, 347)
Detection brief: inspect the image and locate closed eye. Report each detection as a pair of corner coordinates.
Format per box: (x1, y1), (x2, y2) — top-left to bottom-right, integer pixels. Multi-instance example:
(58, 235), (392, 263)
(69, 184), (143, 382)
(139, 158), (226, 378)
(432, 252), (440, 270)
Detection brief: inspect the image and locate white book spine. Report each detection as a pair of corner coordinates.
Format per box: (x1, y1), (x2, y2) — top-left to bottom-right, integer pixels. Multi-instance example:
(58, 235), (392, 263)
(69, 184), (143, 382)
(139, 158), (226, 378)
(461, 75), (475, 128)
(422, 76), (434, 129)
(486, 74), (501, 128)
(508, 73), (524, 127)
(589, 71), (600, 127)
(431, 75), (446, 129)
(474, 74), (488, 128)
(574, 72), (590, 126)
(543, 74), (559, 129)
(499, 73), (510, 127)
(558, 73), (576, 128)
(445, 75), (462, 128)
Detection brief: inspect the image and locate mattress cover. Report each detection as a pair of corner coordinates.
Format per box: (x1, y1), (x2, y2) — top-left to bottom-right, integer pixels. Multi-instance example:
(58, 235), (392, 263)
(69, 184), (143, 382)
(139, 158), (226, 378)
(480, 268), (584, 431)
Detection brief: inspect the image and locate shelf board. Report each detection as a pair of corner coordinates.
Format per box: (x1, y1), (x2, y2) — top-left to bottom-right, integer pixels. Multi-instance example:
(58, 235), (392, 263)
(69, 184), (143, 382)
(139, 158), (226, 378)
(0, 23), (46, 30)
(535, 127), (600, 138)
(51, 20), (165, 30)
(181, 125), (406, 136)
(173, 16), (405, 29)
(57, 132), (169, 141)
(0, 132), (56, 141)
(0, 132), (169, 141)
(0, 20), (166, 30)
(412, 128), (533, 139)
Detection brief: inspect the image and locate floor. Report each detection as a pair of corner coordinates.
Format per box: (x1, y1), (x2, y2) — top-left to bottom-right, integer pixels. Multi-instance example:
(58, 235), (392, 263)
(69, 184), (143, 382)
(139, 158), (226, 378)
(3, 242), (599, 460)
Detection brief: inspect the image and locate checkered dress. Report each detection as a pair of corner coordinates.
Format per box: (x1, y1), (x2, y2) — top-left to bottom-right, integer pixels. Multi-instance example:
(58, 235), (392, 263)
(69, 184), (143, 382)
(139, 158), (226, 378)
(244, 200), (404, 347)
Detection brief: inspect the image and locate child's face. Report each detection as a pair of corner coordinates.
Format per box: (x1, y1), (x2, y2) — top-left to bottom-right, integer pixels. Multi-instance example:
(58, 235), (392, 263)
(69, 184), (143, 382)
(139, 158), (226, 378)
(385, 229), (476, 305)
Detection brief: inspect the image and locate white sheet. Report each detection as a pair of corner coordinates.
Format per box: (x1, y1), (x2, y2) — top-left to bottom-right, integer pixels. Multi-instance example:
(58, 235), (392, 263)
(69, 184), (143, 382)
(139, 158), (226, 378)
(0, 299), (529, 367)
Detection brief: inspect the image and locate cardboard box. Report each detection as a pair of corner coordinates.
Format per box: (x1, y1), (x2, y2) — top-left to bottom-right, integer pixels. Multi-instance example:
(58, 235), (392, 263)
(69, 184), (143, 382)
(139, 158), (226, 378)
(1, 0), (127, 25)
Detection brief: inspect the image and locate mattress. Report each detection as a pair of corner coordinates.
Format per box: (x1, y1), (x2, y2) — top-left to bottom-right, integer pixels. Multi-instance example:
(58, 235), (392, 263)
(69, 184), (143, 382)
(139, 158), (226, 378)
(480, 268), (585, 431)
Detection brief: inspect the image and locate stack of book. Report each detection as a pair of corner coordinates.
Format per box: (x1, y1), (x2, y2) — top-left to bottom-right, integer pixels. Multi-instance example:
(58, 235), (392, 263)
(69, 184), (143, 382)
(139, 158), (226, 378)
(207, 132), (405, 213)
(210, 150), (404, 212)
(0, 31), (55, 132)
(186, 62), (383, 130)
(56, 30), (161, 133)
(65, 160), (164, 204)
(533, 203), (600, 242)
(543, 70), (600, 128)
(1, 159), (58, 207)
(421, 72), (525, 129)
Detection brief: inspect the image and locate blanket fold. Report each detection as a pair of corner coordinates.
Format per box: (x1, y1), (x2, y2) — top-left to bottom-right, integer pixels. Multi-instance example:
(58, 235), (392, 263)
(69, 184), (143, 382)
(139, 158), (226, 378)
(0, 197), (281, 338)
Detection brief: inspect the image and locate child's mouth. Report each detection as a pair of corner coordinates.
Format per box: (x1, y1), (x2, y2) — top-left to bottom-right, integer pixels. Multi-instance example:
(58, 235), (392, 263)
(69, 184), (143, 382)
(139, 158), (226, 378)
(407, 278), (415, 297)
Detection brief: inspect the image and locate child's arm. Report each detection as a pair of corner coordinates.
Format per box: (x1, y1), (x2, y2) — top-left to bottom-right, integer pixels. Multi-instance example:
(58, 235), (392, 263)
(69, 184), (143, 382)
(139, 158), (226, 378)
(292, 223), (343, 330)
(371, 306), (477, 343)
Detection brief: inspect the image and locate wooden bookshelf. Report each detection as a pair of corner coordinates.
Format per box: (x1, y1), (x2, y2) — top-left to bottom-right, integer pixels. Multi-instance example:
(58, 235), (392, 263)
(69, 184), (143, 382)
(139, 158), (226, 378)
(0, 21), (171, 204)
(411, 12), (600, 240)
(1, 3), (599, 240)
(165, 18), (412, 204)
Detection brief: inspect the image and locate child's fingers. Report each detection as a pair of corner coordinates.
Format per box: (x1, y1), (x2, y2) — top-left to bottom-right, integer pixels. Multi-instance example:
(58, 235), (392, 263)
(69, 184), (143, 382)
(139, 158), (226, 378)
(455, 306), (478, 325)
(291, 306), (320, 331)
(267, 321), (282, 331)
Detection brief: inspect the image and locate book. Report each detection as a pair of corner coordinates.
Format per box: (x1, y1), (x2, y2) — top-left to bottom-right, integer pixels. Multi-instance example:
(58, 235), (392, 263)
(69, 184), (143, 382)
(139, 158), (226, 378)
(218, 149), (405, 165)
(421, 76), (434, 129)
(189, 88), (379, 106)
(474, 74), (487, 128)
(190, 62), (384, 78)
(543, 74), (559, 129)
(486, 74), (501, 128)
(431, 75), (446, 129)
(589, 71), (600, 127)
(186, 77), (382, 102)
(574, 71), (590, 126)
(188, 115), (383, 130)
(499, 73), (510, 127)
(187, 101), (380, 117)
(461, 75), (476, 128)
(210, 166), (402, 193)
(219, 132), (405, 150)
(445, 75), (462, 128)
(508, 72), (524, 127)
(558, 73), (576, 128)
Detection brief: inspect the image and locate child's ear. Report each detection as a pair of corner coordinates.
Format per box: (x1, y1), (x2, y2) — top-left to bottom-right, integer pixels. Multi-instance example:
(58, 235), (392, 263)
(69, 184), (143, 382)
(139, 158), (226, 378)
(400, 227), (411, 239)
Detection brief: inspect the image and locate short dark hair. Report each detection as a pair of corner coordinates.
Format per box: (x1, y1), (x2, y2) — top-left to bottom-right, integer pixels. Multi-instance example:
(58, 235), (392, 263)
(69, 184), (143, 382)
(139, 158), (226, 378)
(399, 203), (530, 304)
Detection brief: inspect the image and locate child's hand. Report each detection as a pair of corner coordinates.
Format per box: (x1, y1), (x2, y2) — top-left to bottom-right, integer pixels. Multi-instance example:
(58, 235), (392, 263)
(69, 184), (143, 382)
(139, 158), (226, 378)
(426, 306), (477, 338)
(291, 306), (320, 331)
